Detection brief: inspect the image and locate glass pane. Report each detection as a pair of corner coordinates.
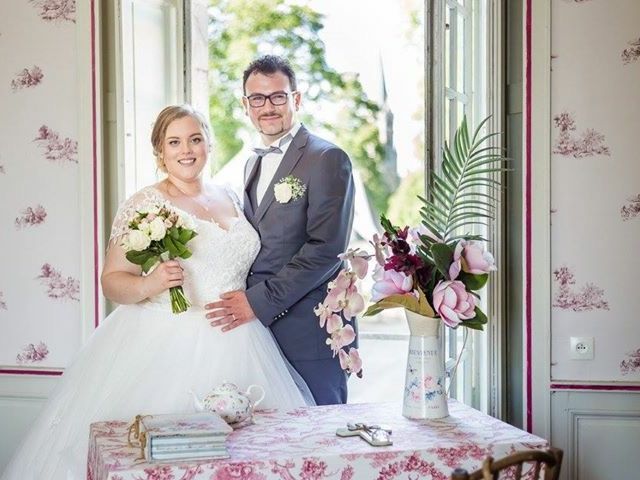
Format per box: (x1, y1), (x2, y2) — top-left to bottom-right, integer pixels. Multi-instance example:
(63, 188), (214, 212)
(449, 6), (458, 94)
(456, 10), (466, 94)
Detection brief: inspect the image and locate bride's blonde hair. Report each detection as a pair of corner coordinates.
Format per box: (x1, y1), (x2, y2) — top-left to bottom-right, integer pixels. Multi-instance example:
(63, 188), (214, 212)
(151, 104), (213, 173)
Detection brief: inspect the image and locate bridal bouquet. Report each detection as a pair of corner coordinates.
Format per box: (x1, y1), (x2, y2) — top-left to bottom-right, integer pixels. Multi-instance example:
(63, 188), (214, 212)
(121, 203), (197, 313)
(315, 116), (506, 375)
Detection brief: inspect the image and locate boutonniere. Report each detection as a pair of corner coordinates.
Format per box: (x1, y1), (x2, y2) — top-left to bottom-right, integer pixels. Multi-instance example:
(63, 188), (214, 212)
(274, 175), (307, 204)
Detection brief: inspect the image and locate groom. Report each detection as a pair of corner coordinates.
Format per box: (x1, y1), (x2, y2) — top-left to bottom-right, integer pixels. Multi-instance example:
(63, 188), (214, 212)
(206, 55), (355, 405)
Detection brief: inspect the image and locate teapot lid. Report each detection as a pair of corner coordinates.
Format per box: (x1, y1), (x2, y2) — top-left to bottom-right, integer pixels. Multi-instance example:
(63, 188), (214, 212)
(211, 382), (240, 394)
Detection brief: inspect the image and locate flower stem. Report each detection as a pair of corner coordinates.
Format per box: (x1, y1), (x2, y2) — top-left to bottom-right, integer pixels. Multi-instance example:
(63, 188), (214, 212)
(169, 286), (191, 314)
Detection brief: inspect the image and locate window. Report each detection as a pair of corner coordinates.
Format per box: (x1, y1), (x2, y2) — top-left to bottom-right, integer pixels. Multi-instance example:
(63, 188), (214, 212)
(109, 0), (504, 412)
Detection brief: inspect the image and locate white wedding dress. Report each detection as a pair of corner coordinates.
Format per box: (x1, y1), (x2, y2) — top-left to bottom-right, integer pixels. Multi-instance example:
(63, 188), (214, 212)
(1, 186), (309, 480)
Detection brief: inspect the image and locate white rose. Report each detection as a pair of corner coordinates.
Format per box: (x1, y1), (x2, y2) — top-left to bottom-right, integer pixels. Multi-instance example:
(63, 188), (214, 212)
(274, 183), (293, 203)
(176, 214), (196, 230)
(148, 217), (167, 241)
(138, 220), (151, 235)
(126, 229), (151, 251)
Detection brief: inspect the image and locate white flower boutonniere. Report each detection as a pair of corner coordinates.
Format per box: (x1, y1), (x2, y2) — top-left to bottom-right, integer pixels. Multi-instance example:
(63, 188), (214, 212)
(274, 175), (307, 204)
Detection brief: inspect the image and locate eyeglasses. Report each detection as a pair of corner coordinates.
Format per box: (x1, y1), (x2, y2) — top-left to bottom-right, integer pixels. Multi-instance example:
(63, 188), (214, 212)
(244, 91), (296, 108)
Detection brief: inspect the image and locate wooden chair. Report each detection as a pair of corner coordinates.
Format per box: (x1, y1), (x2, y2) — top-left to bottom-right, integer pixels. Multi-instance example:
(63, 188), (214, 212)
(450, 447), (563, 480)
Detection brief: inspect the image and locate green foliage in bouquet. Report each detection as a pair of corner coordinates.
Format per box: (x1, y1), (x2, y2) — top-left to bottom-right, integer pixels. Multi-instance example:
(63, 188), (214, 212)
(419, 116), (504, 243)
(125, 226), (197, 273)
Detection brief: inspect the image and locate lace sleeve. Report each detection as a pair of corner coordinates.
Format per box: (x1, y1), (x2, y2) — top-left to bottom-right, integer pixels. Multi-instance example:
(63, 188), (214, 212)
(108, 186), (165, 247)
(223, 183), (244, 210)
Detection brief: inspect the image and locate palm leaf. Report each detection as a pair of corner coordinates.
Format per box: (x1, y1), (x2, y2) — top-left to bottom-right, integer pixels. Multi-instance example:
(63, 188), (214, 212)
(420, 115), (507, 241)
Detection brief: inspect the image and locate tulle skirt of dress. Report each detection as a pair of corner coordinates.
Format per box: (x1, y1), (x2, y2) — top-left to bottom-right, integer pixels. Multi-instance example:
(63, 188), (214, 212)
(1, 303), (308, 480)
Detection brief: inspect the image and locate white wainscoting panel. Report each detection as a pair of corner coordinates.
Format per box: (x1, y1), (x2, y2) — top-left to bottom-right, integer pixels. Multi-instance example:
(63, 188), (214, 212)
(0, 375), (59, 470)
(551, 390), (640, 480)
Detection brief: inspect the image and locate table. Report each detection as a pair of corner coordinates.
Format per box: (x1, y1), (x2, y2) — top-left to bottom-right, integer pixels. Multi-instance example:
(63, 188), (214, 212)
(88, 400), (547, 480)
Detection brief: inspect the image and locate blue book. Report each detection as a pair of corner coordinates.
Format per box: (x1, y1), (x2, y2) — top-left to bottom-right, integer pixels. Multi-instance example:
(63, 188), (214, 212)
(139, 412), (232, 462)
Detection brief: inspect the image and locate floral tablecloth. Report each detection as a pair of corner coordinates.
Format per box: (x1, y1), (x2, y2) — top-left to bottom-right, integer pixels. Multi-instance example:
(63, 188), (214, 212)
(88, 400), (547, 480)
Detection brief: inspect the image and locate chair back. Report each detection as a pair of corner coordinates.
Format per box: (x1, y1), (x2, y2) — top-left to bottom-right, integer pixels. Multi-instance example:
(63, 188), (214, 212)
(450, 447), (563, 480)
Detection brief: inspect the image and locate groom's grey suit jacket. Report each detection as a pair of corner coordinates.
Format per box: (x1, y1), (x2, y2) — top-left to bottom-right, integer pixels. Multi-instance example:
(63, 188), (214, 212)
(243, 125), (355, 404)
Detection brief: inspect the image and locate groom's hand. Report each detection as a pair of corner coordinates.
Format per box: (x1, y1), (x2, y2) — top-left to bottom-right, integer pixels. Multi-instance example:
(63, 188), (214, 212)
(205, 291), (256, 332)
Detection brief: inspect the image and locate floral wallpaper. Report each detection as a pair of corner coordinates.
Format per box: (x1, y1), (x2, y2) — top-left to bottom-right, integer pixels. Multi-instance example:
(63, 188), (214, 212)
(0, 0), (82, 370)
(621, 37), (640, 65)
(551, 0), (640, 382)
(29, 0), (76, 23)
(10, 66), (44, 91)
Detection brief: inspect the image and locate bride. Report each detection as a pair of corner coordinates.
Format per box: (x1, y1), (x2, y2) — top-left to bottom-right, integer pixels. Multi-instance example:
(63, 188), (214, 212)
(1, 105), (311, 480)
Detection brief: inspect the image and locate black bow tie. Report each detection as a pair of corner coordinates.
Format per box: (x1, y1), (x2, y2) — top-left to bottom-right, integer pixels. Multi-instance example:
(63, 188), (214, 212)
(251, 145), (282, 157)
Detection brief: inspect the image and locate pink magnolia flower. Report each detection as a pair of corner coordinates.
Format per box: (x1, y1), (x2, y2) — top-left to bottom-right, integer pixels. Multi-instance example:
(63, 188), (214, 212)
(339, 348), (363, 375)
(449, 240), (496, 280)
(432, 280), (477, 328)
(326, 324), (356, 356)
(338, 248), (370, 279)
(371, 268), (413, 302)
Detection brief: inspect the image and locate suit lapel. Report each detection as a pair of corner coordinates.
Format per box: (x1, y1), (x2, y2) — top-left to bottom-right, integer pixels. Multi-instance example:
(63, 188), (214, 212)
(243, 154), (260, 219)
(254, 126), (310, 224)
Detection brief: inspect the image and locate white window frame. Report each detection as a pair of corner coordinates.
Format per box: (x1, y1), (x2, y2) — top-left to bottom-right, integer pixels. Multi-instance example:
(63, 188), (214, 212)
(427, 0), (505, 416)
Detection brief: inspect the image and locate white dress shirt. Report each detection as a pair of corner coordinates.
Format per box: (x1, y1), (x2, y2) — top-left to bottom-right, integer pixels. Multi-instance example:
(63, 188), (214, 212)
(255, 123), (302, 205)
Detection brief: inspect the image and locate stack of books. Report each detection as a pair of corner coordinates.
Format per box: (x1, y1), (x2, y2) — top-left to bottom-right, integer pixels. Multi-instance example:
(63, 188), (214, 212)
(138, 411), (233, 462)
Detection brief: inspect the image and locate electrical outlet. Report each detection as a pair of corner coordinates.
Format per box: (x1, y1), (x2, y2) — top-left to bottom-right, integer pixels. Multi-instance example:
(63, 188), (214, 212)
(570, 337), (594, 360)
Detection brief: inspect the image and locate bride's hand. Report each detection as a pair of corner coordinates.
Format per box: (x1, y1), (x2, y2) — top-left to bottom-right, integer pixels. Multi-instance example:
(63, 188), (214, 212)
(143, 260), (184, 298)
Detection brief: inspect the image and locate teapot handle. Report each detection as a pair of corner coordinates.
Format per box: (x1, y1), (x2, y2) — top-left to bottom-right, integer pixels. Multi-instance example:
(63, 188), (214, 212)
(246, 384), (266, 408)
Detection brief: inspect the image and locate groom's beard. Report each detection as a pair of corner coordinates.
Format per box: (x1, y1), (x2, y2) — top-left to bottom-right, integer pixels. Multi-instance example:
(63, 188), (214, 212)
(257, 114), (291, 139)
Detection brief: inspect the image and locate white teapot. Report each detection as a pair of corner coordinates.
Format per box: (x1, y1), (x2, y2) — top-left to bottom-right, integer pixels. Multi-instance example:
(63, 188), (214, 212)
(191, 382), (265, 424)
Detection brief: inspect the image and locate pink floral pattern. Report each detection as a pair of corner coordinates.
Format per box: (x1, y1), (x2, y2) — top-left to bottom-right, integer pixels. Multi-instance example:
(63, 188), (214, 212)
(16, 342), (49, 364)
(376, 452), (447, 480)
(29, 0), (76, 23)
(37, 263), (80, 301)
(622, 38), (640, 65)
(88, 401), (548, 480)
(553, 266), (609, 311)
(34, 125), (78, 164)
(11, 66), (44, 91)
(620, 349), (640, 375)
(553, 112), (610, 158)
(621, 194), (640, 221)
(15, 204), (47, 229)
(0, 291), (6, 310)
